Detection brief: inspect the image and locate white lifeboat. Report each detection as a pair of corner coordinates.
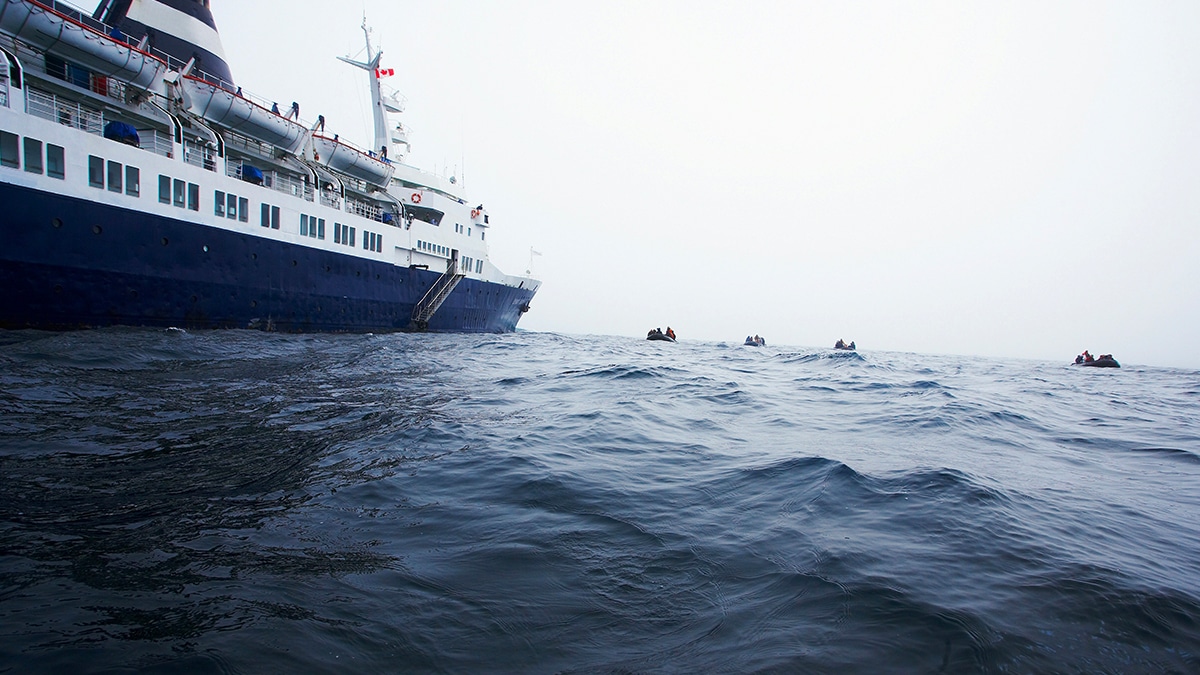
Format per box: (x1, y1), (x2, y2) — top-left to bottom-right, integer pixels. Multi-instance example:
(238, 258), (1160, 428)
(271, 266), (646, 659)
(312, 133), (394, 187)
(0, 0), (169, 91)
(181, 75), (308, 153)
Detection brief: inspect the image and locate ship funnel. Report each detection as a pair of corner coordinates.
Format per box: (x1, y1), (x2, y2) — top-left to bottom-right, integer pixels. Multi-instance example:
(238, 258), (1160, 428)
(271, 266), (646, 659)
(95, 0), (233, 85)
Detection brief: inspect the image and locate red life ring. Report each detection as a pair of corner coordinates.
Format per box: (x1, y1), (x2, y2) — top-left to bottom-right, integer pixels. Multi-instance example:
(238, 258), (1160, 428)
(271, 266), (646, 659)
(471, 209), (479, 218)
(411, 192), (422, 204)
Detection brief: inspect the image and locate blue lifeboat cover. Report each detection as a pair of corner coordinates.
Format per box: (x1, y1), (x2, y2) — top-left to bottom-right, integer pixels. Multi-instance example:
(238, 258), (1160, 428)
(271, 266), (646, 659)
(242, 165), (265, 185)
(103, 121), (140, 146)
(382, 212), (394, 224)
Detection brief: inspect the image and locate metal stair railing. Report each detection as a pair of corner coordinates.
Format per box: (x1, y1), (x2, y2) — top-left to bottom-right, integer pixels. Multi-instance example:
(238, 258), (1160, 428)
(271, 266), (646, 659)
(409, 258), (464, 330)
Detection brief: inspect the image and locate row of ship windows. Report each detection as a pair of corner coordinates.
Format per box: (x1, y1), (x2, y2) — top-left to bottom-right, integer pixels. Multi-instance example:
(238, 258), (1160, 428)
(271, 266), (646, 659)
(1, 131), (66, 178)
(416, 240), (484, 274)
(301, 215), (383, 252)
(3, 129), (441, 263)
(461, 255), (483, 274)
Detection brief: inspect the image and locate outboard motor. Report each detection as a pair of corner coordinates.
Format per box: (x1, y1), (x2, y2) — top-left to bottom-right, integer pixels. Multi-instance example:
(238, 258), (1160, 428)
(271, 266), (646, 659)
(94, 0), (233, 85)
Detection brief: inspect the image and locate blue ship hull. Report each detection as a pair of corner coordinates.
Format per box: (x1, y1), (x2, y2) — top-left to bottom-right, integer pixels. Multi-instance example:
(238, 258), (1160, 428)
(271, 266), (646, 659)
(0, 182), (535, 332)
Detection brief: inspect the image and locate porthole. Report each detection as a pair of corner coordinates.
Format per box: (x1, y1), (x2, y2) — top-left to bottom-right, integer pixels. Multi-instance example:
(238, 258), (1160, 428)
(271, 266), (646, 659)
(251, 253), (258, 260)
(203, 245), (209, 252)
(53, 284), (63, 294)
(292, 260), (298, 266)
(250, 300), (258, 308)
(190, 295), (198, 303)
(52, 218), (62, 228)
(161, 237), (169, 246)
(92, 225), (102, 234)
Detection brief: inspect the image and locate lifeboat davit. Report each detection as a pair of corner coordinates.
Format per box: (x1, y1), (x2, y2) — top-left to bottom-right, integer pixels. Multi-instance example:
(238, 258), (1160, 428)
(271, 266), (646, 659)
(312, 134), (394, 187)
(0, 0), (169, 91)
(181, 75), (308, 153)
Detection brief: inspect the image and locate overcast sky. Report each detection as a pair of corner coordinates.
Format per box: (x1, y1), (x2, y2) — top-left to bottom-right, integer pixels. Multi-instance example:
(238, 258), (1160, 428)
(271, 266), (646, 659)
(213, 1), (1200, 368)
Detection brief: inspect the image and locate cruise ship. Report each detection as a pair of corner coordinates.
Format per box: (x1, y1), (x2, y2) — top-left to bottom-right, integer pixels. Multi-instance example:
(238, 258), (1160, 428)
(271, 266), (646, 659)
(0, 0), (540, 332)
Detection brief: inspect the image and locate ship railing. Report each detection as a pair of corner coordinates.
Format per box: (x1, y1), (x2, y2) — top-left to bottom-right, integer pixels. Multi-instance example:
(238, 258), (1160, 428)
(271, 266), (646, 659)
(223, 130), (275, 162)
(25, 87), (103, 134)
(223, 157), (314, 202)
(138, 129), (173, 158)
(271, 171), (314, 202)
(37, 0), (115, 39)
(346, 197), (384, 223)
(319, 190), (341, 209)
(0, 69), (8, 108)
(183, 139), (216, 172)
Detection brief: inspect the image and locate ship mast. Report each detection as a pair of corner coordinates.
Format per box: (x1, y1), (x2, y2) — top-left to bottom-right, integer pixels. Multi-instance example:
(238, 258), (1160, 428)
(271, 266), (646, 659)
(337, 19), (389, 159)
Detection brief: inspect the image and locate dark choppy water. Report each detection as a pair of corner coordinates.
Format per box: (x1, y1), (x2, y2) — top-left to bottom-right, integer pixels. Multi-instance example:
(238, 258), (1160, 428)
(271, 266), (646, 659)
(1, 329), (1198, 673)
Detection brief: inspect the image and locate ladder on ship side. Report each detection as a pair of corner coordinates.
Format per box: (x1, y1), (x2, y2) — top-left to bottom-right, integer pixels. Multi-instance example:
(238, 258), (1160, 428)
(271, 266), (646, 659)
(409, 256), (465, 331)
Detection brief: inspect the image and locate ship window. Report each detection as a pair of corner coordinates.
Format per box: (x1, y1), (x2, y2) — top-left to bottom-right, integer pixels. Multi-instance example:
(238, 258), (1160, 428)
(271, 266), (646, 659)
(317, 218), (325, 239)
(349, 226), (355, 247)
(271, 205), (280, 229)
(188, 183), (200, 211)
(214, 190), (225, 216)
(300, 214), (309, 237)
(261, 203), (270, 227)
(226, 193), (237, 219)
(23, 138), (42, 174)
(238, 197), (249, 222)
(477, 260), (482, 273)
(158, 175), (171, 203)
(173, 179), (185, 208)
(90, 157), (106, 188)
(46, 145), (65, 179)
(106, 161), (122, 193)
(126, 166), (139, 196)
(0, 131), (18, 169)
(468, 227), (471, 237)
(363, 232), (370, 250)
(334, 222), (341, 244)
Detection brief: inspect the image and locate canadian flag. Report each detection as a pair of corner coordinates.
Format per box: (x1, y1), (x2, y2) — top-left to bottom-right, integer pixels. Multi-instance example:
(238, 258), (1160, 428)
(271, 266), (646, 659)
(375, 68), (395, 78)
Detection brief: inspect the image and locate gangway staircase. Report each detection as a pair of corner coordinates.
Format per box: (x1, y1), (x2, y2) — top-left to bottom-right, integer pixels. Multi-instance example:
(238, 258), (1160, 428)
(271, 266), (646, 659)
(409, 256), (464, 331)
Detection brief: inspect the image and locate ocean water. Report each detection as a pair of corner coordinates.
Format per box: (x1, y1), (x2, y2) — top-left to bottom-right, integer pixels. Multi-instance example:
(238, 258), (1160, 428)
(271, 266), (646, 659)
(1, 328), (1198, 674)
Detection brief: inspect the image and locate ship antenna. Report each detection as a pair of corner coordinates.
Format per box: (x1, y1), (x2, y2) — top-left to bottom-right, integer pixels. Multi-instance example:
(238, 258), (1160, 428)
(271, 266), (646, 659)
(337, 15), (389, 160)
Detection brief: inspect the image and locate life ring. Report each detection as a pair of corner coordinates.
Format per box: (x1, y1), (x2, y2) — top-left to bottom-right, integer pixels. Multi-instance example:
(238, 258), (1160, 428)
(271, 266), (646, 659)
(471, 209), (479, 218)
(411, 192), (422, 204)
